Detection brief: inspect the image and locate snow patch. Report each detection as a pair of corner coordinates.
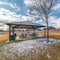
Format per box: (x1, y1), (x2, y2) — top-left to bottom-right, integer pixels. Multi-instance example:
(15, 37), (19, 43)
(0, 38), (60, 60)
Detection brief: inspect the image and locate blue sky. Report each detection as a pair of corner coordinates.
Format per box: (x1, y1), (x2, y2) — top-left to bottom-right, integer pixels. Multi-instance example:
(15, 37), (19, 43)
(0, 0), (60, 30)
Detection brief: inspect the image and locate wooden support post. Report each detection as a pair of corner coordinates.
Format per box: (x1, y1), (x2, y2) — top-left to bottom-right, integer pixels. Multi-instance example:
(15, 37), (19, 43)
(32, 26), (36, 38)
(9, 25), (11, 41)
(12, 28), (14, 35)
(34, 29), (36, 38)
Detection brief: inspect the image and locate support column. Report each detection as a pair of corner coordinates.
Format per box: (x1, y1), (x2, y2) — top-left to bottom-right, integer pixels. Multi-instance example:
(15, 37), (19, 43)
(9, 25), (11, 41)
(12, 28), (14, 35)
(32, 26), (36, 38)
(34, 29), (36, 38)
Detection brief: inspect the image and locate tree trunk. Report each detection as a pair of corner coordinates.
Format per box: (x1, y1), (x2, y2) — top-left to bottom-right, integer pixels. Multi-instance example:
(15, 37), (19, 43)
(44, 27), (46, 37)
(46, 21), (49, 43)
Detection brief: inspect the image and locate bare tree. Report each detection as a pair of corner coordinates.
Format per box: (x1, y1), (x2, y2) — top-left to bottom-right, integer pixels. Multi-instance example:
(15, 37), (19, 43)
(26, 0), (57, 43)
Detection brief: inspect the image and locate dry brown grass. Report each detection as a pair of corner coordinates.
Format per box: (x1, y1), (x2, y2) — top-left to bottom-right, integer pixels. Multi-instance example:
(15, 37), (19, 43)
(0, 34), (9, 43)
(0, 31), (60, 43)
(38, 32), (60, 40)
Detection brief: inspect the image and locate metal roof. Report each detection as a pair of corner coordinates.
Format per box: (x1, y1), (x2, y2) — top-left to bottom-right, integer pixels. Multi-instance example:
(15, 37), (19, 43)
(6, 21), (45, 29)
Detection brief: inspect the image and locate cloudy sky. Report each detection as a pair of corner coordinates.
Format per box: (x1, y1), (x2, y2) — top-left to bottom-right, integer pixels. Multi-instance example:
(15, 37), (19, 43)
(0, 0), (60, 30)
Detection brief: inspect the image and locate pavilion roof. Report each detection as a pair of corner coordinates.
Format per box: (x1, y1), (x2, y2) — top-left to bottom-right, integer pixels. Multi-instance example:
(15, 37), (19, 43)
(6, 21), (45, 29)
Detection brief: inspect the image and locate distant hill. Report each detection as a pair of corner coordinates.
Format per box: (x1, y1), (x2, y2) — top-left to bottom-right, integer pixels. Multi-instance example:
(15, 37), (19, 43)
(44, 26), (56, 30)
(56, 28), (60, 30)
(56, 28), (60, 32)
(0, 30), (4, 32)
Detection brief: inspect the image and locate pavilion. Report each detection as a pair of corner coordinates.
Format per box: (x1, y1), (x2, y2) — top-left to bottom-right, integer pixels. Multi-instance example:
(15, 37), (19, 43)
(6, 21), (45, 41)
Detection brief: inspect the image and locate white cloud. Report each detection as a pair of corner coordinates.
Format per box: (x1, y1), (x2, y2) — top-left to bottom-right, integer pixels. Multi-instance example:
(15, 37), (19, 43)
(24, 0), (60, 28)
(0, 7), (34, 23)
(53, 18), (60, 28)
(53, 4), (60, 10)
(0, 24), (8, 31)
(48, 16), (60, 28)
(0, 8), (31, 30)
(24, 0), (32, 5)
(24, 0), (60, 11)
(0, 8), (28, 23)
(0, 7), (38, 30)
(0, 1), (20, 11)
